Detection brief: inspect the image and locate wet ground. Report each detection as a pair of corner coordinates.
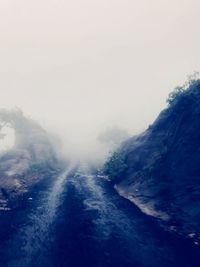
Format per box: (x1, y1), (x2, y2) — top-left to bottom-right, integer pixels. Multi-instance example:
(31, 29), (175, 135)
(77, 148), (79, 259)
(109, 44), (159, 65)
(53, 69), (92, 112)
(0, 164), (199, 267)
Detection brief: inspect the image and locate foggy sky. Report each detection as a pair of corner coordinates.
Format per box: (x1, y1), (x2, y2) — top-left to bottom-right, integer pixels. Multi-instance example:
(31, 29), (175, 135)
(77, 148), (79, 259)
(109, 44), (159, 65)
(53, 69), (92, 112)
(0, 0), (200, 160)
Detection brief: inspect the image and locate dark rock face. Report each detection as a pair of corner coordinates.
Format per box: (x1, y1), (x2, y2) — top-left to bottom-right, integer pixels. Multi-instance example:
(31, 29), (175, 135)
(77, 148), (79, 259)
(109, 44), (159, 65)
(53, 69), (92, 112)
(106, 81), (200, 243)
(0, 109), (60, 206)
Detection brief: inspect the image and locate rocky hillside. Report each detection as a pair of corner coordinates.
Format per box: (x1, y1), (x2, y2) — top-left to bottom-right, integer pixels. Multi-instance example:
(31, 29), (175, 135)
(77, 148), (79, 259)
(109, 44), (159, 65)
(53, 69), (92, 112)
(0, 109), (61, 208)
(104, 79), (200, 244)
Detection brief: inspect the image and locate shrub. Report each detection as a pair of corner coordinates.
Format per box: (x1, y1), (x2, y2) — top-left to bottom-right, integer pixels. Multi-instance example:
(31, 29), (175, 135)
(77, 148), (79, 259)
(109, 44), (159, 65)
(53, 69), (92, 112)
(104, 151), (127, 182)
(167, 72), (200, 106)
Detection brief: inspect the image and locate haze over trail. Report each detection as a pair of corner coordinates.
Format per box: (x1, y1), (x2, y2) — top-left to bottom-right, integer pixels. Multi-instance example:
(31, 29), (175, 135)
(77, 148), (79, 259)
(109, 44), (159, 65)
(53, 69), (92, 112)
(0, 0), (200, 160)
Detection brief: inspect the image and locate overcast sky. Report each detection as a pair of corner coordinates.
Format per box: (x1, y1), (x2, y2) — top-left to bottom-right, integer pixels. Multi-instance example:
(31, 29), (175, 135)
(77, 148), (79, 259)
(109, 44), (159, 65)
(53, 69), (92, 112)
(0, 0), (200, 159)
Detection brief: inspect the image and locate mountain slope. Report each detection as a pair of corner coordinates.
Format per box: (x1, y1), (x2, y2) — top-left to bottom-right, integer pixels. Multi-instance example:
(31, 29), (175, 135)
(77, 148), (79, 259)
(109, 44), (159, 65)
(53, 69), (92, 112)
(0, 109), (61, 208)
(105, 80), (200, 244)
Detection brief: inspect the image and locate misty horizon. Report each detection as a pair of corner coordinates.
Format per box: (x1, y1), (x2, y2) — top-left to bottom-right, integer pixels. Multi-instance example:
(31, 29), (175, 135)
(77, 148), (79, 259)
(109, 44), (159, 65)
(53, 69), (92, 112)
(1, 1), (200, 161)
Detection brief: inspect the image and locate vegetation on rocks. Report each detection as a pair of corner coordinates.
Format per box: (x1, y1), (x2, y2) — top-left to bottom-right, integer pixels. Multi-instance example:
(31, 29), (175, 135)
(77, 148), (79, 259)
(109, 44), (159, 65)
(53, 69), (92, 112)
(104, 74), (200, 242)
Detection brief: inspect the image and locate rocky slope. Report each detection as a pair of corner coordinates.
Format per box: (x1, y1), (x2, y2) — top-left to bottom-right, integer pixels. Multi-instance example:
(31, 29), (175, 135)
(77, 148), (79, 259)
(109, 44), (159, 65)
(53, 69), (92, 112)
(105, 80), (200, 244)
(0, 109), (61, 209)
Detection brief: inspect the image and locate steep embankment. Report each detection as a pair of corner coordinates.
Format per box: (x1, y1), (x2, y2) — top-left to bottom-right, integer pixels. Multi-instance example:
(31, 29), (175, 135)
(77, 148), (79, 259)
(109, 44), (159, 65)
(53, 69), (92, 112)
(0, 109), (61, 209)
(105, 80), (200, 244)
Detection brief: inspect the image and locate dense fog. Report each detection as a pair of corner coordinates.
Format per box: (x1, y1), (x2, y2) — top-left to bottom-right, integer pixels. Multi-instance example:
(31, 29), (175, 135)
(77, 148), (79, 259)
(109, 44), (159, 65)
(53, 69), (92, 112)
(0, 0), (200, 163)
